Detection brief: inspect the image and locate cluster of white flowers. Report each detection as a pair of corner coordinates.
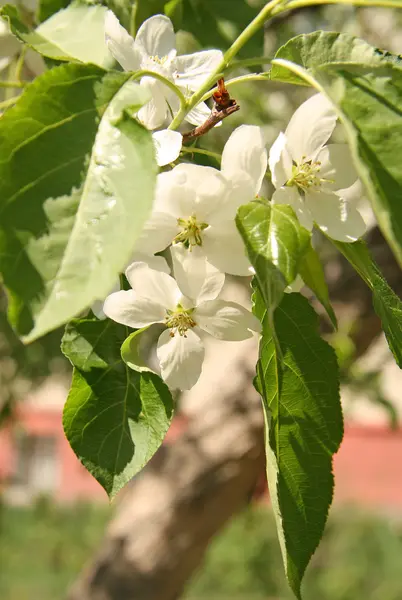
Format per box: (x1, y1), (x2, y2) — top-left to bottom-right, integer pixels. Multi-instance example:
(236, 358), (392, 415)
(101, 11), (366, 391)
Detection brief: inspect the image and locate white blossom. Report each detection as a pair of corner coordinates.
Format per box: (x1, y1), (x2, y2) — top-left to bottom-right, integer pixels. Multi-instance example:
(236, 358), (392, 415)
(92, 253), (170, 319)
(104, 11), (222, 129)
(135, 158), (260, 276)
(224, 95), (366, 242)
(103, 245), (260, 390)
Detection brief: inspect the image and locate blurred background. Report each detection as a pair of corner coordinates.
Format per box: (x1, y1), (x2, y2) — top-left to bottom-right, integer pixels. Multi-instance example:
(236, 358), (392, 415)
(0, 1), (402, 599)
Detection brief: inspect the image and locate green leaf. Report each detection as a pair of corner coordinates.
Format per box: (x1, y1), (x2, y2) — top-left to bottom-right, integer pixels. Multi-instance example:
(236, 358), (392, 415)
(38, 0), (70, 23)
(254, 290), (343, 599)
(236, 201), (310, 312)
(271, 32), (402, 269)
(62, 317), (173, 499)
(121, 327), (152, 372)
(0, 64), (157, 342)
(1, 3), (112, 66)
(299, 243), (337, 329)
(271, 31), (386, 85)
(333, 240), (402, 368)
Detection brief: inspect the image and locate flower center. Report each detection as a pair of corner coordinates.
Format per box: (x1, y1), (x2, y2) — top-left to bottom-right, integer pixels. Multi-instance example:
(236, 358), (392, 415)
(173, 215), (209, 249)
(150, 55), (169, 65)
(165, 305), (196, 337)
(286, 158), (333, 193)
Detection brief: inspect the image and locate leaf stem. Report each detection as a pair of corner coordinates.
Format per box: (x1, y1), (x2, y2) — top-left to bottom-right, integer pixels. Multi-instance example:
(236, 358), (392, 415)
(199, 72), (271, 104)
(168, 0), (285, 130)
(130, 69), (187, 111)
(225, 56), (274, 72)
(180, 146), (222, 163)
(286, 0), (402, 8)
(0, 96), (19, 110)
(0, 80), (27, 88)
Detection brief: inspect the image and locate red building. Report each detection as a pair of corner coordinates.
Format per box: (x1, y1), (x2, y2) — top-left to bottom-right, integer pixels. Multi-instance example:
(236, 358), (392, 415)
(1, 378), (402, 509)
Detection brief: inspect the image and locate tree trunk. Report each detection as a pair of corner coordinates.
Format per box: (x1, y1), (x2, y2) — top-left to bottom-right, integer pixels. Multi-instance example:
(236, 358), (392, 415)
(68, 227), (401, 600)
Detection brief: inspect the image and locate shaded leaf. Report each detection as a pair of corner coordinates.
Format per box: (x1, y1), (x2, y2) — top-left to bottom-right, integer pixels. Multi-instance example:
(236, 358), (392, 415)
(254, 289), (343, 599)
(299, 242), (337, 328)
(333, 239), (402, 368)
(62, 317), (173, 499)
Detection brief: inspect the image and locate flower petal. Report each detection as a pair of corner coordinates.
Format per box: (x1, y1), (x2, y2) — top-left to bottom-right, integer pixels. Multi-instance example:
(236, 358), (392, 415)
(103, 289), (166, 328)
(175, 49), (223, 91)
(152, 129), (182, 166)
(137, 77), (168, 129)
(185, 101), (212, 126)
(134, 14), (175, 58)
(157, 328), (204, 390)
(317, 143), (357, 192)
(221, 125), (268, 195)
(268, 131), (293, 188)
(272, 187), (313, 231)
(92, 279), (120, 319)
(125, 262), (181, 308)
(195, 300), (261, 340)
(104, 10), (141, 71)
(135, 211), (179, 254)
(129, 252), (170, 273)
(171, 243), (225, 303)
(285, 93), (337, 161)
(305, 190), (366, 242)
(203, 221), (252, 276)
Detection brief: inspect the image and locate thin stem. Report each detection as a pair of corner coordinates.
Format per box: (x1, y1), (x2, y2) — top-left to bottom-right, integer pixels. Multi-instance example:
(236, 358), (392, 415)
(286, 0), (402, 8)
(0, 81), (27, 89)
(130, 69), (187, 110)
(180, 147), (222, 163)
(14, 47), (27, 83)
(169, 0), (285, 130)
(225, 56), (274, 72)
(199, 73), (270, 104)
(0, 96), (19, 110)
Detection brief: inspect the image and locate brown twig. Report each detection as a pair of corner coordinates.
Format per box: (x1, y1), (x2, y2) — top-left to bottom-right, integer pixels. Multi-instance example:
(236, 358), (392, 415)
(182, 78), (240, 144)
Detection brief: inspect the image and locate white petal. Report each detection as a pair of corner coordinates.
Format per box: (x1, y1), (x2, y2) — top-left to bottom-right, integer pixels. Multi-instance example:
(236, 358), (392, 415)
(129, 252), (170, 273)
(305, 191), (366, 242)
(135, 14), (175, 58)
(135, 211), (179, 254)
(285, 274), (304, 294)
(125, 263), (181, 308)
(157, 328), (204, 390)
(103, 289), (165, 328)
(169, 163), (228, 221)
(285, 93), (337, 161)
(185, 101), (211, 126)
(195, 300), (261, 340)
(171, 243), (225, 303)
(268, 131), (293, 188)
(175, 49), (223, 91)
(272, 187), (313, 231)
(137, 78), (168, 129)
(105, 10), (141, 71)
(92, 279), (120, 319)
(317, 144), (357, 192)
(221, 125), (268, 195)
(152, 129), (182, 166)
(203, 222), (252, 276)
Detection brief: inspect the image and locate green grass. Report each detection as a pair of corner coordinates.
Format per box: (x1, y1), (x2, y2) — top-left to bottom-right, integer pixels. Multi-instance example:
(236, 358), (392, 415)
(1, 500), (402, 600)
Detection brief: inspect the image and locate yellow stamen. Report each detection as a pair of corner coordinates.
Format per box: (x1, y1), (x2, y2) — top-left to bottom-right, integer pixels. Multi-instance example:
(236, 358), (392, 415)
(173, 215), (209, 249)
(165, 305), (196, 337)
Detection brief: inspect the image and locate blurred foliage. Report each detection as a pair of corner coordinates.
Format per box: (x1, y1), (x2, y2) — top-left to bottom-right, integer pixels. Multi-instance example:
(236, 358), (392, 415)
(1, 501), (402, 600)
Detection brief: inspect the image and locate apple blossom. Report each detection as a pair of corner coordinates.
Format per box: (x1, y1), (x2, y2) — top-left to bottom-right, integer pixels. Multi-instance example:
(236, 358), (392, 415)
(134, 159), (260, 276)
(103, 245), (260, 390)
(104, 11), (223, 129)
(223, 95), (366, 242)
